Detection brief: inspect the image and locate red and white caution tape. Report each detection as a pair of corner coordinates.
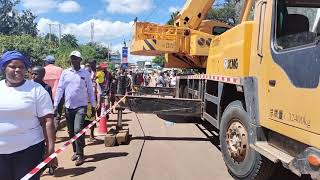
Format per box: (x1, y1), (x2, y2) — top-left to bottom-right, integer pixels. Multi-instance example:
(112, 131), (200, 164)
(21, 96), (127, 180)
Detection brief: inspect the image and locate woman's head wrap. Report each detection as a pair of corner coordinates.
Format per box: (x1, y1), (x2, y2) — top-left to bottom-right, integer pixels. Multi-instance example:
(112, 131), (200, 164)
(0, 51), (30, 70)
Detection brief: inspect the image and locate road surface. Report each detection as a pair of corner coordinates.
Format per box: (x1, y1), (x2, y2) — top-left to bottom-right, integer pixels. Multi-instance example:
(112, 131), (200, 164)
(41, 111), (310, 180)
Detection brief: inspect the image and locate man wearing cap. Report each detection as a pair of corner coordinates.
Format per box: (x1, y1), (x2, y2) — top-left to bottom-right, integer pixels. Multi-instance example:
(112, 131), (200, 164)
(54, 51), (96, 166)
(44, 55), (64, 123)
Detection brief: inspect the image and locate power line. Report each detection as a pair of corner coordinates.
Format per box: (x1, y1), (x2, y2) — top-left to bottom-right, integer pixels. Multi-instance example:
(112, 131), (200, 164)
(141, 0), (166, 22)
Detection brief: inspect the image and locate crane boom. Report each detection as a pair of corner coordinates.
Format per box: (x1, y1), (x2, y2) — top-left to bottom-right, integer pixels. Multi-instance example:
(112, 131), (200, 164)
(174, 0), (215, 29)
(130, 0), (231, 69)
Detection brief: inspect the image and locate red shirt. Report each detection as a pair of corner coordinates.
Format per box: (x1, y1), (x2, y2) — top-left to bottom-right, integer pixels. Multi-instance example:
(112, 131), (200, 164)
(44, 64), (63, 98)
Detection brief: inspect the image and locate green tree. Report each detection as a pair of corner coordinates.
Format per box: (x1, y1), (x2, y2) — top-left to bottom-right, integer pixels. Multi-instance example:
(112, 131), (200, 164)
(167, 11), (179, 25)
(152, 55), (165, 67)
(0, 0), (38, 36)
(45, 33), (59, 45)
(54, 43), (73, 68)
(53, 42), (112, 69)
(16, 10), (38, 36)
(0, 35), (56, 65)
(0, 0), (19, 35)
(86, 42), (109, 60)
(207, 2), (237, 25)
(206, 0), (250, 26)
(108, 63), (116, 72)
(61, 34), (79, 48)
(79, 44), (96, 61)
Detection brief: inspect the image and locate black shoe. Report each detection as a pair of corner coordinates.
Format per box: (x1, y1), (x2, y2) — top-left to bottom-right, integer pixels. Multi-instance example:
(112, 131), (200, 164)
(75, 155), (84, 166)
(71, 154), (78, 161)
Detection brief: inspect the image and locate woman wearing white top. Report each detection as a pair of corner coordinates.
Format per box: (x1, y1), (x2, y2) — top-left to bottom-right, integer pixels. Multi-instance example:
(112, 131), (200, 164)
(0, 51), (57, 180)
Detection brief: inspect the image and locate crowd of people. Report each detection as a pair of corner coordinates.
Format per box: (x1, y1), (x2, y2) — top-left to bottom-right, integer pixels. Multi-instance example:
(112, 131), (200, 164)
(0, 49), (178, 179)
(142, 71), (177, 87)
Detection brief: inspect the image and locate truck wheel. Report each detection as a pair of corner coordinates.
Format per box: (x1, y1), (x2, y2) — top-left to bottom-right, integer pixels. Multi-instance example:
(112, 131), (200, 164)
(220, 100), (274, 180)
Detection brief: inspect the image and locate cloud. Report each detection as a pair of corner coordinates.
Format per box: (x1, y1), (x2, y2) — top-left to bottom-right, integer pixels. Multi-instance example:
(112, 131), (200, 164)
(168, 6), (180, 13)
(37, 18), (133, 43)
(22, 0), (81, 14)
(58, 1), (81, 13)
(37, 18), (152, 62)
(105, 0), (153, 14)
(22, 0), (57, 14)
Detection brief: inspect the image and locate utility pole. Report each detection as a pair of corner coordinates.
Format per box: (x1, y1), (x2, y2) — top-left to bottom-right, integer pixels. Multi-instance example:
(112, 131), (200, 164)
(90, 22), (94, 43)
(108, 42), (112, 61)
(48, 23), (52, 42)
(58, 24), (62, 45)
(48, 23), (62, 45)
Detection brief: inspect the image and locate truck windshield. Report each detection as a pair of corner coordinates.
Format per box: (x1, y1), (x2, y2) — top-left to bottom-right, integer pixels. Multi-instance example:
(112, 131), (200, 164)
(275, 0), (320, 50)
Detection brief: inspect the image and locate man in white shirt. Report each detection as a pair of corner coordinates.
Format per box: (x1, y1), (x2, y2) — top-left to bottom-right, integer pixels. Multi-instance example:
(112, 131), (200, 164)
(54, 51), (96, 166)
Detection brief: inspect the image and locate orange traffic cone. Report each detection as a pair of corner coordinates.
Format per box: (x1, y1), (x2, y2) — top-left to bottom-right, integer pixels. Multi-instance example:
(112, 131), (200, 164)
(98, 103), (108, 134)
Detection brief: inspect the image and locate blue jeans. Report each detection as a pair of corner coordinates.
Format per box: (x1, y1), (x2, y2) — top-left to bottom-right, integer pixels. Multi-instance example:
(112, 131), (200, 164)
(0, 141), (45, 180)
(65, 106), (87, 156)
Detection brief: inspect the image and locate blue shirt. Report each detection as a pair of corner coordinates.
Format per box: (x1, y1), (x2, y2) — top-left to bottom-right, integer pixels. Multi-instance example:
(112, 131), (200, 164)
(54, 68), (96, 109)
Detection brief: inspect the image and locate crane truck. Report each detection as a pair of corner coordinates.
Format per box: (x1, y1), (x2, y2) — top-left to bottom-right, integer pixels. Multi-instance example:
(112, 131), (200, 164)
(125, 0), (320, 179)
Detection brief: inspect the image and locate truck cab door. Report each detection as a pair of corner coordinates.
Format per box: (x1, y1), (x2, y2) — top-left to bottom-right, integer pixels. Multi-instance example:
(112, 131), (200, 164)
(262, 0), (320, 145)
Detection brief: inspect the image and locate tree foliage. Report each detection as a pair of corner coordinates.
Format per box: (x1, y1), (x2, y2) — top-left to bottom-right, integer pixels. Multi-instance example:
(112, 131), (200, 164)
(61, 34), (79, 48)
(0, 0), (38, 36)
(0, 34), (112, 69)
(207, 3), (237, 25)
(16, 10), (38, 36)
(206, 0), (248, 26)
(167, 11), (179, 25)
(0, 35), (56, 66)
(45, 33), (59, 45)
(54, 42), (110, 69)
(0, 0), (112, 70)
(152, 55), (165, 67)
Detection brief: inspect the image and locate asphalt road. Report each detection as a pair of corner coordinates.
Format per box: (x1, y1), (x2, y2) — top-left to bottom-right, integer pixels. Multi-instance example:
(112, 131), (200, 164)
(41, 111), (310, 180)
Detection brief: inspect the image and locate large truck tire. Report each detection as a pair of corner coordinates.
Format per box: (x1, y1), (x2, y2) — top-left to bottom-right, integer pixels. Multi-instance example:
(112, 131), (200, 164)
(219, 100), (275, 180)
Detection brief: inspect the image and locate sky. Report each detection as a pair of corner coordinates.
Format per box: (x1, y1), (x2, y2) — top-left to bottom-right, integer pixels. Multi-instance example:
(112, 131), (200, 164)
(17, 0), (224, 63)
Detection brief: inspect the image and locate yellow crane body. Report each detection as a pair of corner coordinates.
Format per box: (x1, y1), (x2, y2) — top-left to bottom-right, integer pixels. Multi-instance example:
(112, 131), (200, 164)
(130, 0), (320, 179)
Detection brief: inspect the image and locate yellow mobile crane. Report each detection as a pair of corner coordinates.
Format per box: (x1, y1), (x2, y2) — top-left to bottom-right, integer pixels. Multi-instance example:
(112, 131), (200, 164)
(131, 0), (231, 69)
(128, 0), (320, 179)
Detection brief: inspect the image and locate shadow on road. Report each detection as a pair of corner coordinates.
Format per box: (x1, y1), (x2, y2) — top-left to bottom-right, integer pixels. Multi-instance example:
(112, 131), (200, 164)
(107, 123), (129, 128)
(272, 164), (312, 180)
(85, 138), (105, 146)
(56, 135), (103, 144)
(85, 152), (129, 163)
(107, 119), (132, 123)
(156, 115), (200, 123)
(130, 136), (210, 142)
(43, 166), (96, 178)
(195, 121), (221, 151)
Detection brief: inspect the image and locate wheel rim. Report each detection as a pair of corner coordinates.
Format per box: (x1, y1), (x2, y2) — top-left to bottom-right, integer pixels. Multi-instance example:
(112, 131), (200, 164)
(226, 119), (248, 164)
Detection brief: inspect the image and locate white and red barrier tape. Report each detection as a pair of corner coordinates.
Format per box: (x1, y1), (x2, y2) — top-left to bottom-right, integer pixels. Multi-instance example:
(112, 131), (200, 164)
(21, 96), (127, 180)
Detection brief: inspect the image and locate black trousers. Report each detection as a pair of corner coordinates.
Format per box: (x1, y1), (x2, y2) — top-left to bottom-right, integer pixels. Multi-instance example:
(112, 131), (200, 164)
(57, 94), (65, 118)
(65, 106), (87, 156)
(0, 141), (45, 180)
